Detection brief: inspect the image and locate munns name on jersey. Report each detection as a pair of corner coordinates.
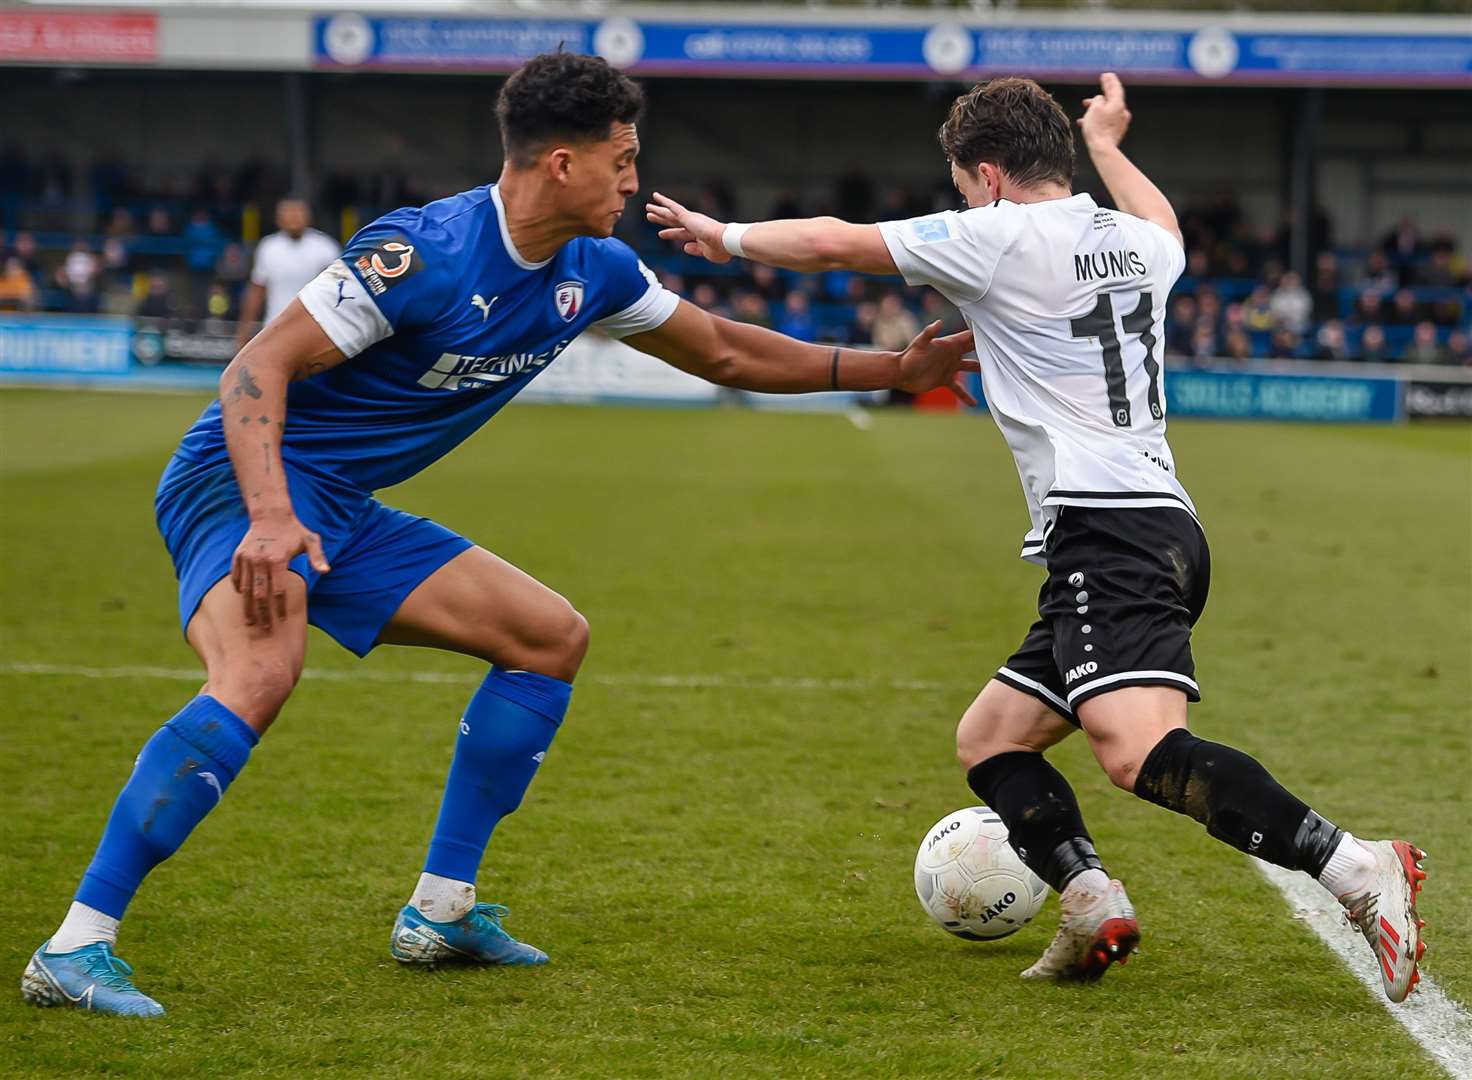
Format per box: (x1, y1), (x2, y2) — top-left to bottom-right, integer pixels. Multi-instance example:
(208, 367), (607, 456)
(1074, 248), (1148, 282)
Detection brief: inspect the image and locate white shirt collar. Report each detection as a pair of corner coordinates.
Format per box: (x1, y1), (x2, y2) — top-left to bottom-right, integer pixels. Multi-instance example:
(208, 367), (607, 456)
(489, 184), (552, 270)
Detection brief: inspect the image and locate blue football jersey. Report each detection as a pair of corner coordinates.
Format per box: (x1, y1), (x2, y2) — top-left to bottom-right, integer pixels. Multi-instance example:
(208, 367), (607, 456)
(173, 185), (678, 491)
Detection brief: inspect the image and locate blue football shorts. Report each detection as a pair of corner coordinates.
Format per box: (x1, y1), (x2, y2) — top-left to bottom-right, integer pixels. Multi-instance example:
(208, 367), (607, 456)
(155, 453), (472, 657)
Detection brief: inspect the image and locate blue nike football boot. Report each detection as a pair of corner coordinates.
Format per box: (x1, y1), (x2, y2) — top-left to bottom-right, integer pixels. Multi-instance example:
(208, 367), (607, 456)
(390, 903), (548, 966)
(21, 941), (165, 1017)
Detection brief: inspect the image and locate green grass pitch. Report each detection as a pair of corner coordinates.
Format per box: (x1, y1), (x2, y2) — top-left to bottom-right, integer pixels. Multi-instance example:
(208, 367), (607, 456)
(0, 388), (1467, 1078)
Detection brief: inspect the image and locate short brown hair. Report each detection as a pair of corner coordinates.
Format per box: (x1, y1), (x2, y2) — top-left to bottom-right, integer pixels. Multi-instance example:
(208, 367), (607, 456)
(939, 77), (1075, 189)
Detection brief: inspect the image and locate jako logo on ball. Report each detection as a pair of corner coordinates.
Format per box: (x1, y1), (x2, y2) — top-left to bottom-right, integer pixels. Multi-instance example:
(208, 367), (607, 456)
(914, 807), (1049, 941)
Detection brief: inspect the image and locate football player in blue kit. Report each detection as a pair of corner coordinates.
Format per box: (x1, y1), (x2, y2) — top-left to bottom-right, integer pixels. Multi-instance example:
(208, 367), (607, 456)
(21, 52), (977, 1017)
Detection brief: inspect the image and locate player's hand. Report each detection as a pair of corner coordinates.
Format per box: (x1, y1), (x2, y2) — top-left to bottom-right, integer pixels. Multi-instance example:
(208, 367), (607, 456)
(645, 193), (733, 264)
(1078, 72), (1132, 152)
(230, 512), (330, 630)
(895, 321), (979, 405)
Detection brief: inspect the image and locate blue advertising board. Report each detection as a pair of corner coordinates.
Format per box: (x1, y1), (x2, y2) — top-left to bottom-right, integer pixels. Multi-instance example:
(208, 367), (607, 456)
(1163, 369), (1403, 423)
(314, 13), (1472, 86)
(0, 315), (132, 375)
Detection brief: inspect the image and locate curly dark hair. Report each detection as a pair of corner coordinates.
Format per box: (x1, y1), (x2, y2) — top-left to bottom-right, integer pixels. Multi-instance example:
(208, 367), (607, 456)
(939, 77), (1075, 189)
(496, 52), (645, 168)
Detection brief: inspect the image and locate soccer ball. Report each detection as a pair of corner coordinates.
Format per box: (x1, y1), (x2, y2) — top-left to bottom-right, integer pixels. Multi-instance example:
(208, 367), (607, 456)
(914, 806), (1048, 940)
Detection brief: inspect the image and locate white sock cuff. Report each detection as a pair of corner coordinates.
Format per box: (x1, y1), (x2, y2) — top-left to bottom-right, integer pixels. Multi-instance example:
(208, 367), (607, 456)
(49, 901), (120, 953)
(1318, 833), (1374, 898)
(410, 872), (476, 923)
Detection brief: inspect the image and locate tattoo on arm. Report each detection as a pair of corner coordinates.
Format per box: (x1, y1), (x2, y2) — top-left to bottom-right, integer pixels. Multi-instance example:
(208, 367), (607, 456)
(238, 366), (263, 399)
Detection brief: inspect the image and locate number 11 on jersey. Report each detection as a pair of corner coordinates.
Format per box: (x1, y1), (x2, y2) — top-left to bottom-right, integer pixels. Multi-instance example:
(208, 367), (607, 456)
(1069, 292), (1163, 428)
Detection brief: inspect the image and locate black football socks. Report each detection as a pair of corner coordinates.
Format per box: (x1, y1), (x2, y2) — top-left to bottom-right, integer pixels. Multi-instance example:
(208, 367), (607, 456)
(1133, 728), (1343, 876)
(967, 751), (1105, 893)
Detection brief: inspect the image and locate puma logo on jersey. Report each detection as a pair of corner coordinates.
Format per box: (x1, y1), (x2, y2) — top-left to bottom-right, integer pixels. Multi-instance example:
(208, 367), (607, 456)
(1064, 661), (1099, 684)
(470, 294), (498, 321)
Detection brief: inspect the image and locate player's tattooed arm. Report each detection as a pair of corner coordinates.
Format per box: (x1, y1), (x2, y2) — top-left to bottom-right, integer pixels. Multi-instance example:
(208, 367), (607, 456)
(624, 299), (977, 402)
(220, 299), (341, 629)
(646, 193), (898, 275)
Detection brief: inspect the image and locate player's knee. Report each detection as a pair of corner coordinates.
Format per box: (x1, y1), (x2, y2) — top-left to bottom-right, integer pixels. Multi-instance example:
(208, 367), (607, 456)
(513, 602), (588, 681)
(955, 703), (1018, 769)
(208, 659), (298, 730)
(556, 606), (590, 673)
(1097, 746), (1145, 792)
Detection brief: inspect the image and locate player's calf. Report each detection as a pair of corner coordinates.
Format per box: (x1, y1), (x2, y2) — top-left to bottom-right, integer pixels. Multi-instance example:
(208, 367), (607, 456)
(1127, 726), (1429, 1002)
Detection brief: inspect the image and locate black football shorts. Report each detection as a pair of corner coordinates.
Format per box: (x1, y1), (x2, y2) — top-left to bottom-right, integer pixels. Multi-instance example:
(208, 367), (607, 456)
(994, 505), (1211, 724)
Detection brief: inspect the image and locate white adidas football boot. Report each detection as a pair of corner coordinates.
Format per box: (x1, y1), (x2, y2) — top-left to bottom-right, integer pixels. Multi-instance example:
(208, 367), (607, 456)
(1339, 839), (1427, 1003)
(1021, 876), (1139, 982)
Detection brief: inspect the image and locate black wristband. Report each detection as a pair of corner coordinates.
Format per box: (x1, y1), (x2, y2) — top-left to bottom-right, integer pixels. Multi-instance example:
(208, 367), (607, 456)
(829, 348), (841, 391)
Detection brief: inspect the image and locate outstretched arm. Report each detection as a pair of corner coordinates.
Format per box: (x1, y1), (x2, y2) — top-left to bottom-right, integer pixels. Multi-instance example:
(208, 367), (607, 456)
(645, 195), (899, 276)
(1078, 72), (1181, 244)
(623, 299), (976, 402)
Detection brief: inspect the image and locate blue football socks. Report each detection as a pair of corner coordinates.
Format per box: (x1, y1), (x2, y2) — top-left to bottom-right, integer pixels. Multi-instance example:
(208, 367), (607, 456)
(75, 696), (258, 919)
(423, 667), (571, 883)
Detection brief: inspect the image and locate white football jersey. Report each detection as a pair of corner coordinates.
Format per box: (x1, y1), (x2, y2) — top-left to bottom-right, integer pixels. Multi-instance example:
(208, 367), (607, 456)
(879, 194), (1195, 563)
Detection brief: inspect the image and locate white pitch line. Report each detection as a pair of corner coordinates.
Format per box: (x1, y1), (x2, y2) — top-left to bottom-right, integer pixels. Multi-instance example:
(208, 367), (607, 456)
(1254, 858), (1472, 1079)
(0, 660), (966, 695)
(845, 408), (874, 431)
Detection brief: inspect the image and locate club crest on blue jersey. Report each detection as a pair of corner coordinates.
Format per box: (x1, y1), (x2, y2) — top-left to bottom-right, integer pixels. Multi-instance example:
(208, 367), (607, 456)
(554, 280), (584, 322)
(352, 235), (422, 296)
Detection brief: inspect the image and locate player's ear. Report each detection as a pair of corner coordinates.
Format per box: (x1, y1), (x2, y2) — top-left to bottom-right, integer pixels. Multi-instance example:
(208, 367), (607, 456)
(546, 146), (574, 186)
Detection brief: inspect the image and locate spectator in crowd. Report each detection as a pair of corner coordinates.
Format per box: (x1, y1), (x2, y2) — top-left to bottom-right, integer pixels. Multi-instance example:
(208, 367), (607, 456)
(58, 241), (101, 314)
(1242, 286), (1276, 332)
(1166, 295), (1198, 357)
(870, 292), (920, 353)
(729, 290), (772, 330)
(1350, 289), (1385, 332)
(184, 210), (225, 295)
(1381, 216), (1423, 281)
(1222, 328), (1253, 363)
(748, 263), (786, 303)
(234, 197), (340, 349)
(921, 291), (966, 335)
(1445, 330), (1470, 366)
(1269, 328), (1301, 359)
(1360, 325), (1393, 364)
(1310, 252), (1340, 322)
(1269, 271), (1312, 334)
(1190, 323), (1219, 364)
(137, 271), (176, 320)
(846, 300), (877, 347)
(1312, 320), (1352, 362)
(215, 242), (249, 289)
(100, 237), (133, 293)
(1385, 288), (1421, 325)
(1362, 250), (1397, 293)
(0, 255), (38, 311)
(9, 231), (41, 278)
(1403, 321), (1446, 365)
(1422, 245), (1458, 288)
(690, 282), (730, 319)
(1196, 288), (1223, 337)
(775, 289), (817, 342)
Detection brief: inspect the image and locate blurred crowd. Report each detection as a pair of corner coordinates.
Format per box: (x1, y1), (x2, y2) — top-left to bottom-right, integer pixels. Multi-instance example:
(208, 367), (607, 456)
(1, 151), (1469, 366)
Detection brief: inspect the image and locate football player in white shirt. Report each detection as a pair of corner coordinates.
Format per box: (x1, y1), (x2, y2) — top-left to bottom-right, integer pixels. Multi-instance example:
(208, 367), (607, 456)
(235, 198), (342, 349)
(648, 73), (1426, 1001)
